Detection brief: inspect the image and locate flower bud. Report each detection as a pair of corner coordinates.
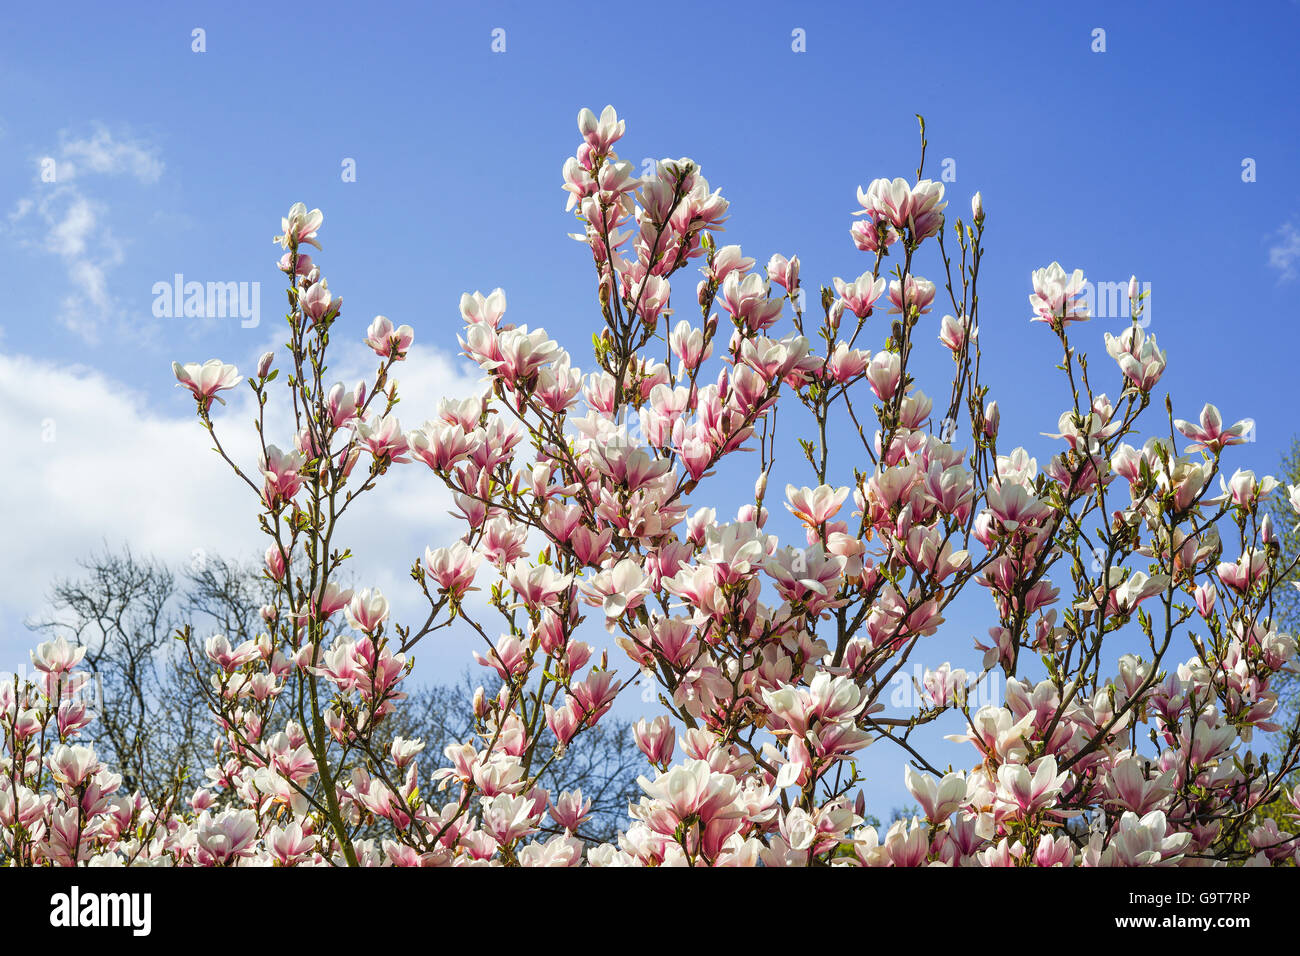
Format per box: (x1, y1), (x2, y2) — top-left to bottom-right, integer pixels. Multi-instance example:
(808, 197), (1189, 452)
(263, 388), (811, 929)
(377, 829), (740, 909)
(1128, 275), (1139, 301)
(633, 716), (675, 765)
(1194, 582), (1216, 618)
(828, 299), (845, 335)
(257, 351), (274, 379)
(265, 545), (287, 581)
(983, 400), (1000, 439)
(971, 191), (984, 224)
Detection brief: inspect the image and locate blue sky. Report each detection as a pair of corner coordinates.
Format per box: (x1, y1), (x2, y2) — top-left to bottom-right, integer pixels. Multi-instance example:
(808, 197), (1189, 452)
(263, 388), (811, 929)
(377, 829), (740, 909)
(1, 0), (1298, 816)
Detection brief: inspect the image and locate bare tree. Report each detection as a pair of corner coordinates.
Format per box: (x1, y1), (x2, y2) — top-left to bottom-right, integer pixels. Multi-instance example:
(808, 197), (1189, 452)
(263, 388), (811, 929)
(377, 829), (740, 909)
(29, 546), (645, 839)
(28, 546), (208, 800)
(382, 672), (644, 844)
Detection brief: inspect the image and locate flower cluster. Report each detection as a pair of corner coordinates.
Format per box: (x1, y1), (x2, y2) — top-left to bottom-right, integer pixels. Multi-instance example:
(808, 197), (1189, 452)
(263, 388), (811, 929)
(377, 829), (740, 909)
(6, 107), (1299, 868)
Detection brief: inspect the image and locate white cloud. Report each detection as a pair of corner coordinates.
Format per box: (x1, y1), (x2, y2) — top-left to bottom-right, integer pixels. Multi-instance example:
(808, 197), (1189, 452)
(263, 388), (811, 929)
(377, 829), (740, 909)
(1268, 221), (1300, 282)
(46, 196), (97, 257)
(0, 340), (486, 674)
(57, 125), (164, 184)
(6, 125), (161, 341)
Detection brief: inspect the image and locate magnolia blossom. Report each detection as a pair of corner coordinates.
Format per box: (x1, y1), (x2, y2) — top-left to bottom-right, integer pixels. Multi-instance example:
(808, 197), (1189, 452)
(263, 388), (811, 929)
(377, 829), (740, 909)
(833, 271), (886, 318)
(301, 280), (337, 323)
(581, 558), (649, 620)
(1028, 262), (1089, 327)
(30, 636), (86, 674)
(636, 760), (742, 831)
(995, 757), (1069, 815)
(27, 107), (1291, 873)
(887, 275), (936, 315)
(205, 634), (261, 672)
(857, 177), (947, 240)
(345, 588), (389, 632)
(365, 315), (415, 359)
(1104, 326), (1166, 392)
(259, 445), (305, 506)
(766, 253), (800, 293)
(1087, 810), (1192, 867)
(1175, 403), (1252, 454)
(425, 542), (482, 599)
(633, 716), (675, 766)
(356, 414), (410, 463)
(904, 767), (967, 824)
(577, 104), (625, 152)
(785, 483), (850, 528)
(460, 288), (508, 328)
(719, 272), (783, 331)
(938, 313), (975, 352)
(276, 202), (323, 249)
(865, 351), (901, 400)
(195, 809), (261, 865)
(669, 319), (712, 371)
(173, 359), (240, 410)
(1076, 568), (1171, 615)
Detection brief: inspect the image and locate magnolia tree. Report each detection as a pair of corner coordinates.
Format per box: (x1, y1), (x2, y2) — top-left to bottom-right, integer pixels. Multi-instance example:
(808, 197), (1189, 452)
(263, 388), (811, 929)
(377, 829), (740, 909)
(5, 106), (1300, 867)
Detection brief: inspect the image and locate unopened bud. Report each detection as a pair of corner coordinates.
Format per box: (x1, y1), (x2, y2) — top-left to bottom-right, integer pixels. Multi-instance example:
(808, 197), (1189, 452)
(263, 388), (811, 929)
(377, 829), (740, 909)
(1194, 582), (1216, 618)
(828, 300), (845, 334)
(257, 351), (274, 379)
(754, 470), (769, 502)
(971, 191), (984, 224)
(1127, 275), (1139, 301)
(983, 400), (1000, 438)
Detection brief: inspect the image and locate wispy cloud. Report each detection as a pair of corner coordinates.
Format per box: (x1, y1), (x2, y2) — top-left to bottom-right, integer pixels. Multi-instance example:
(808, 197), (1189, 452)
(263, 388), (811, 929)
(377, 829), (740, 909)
(56, 126), (164, 183)
(0, 341), (484, 675)
(6, 124), (162, 341)
(1268, 221), (1300, 282)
